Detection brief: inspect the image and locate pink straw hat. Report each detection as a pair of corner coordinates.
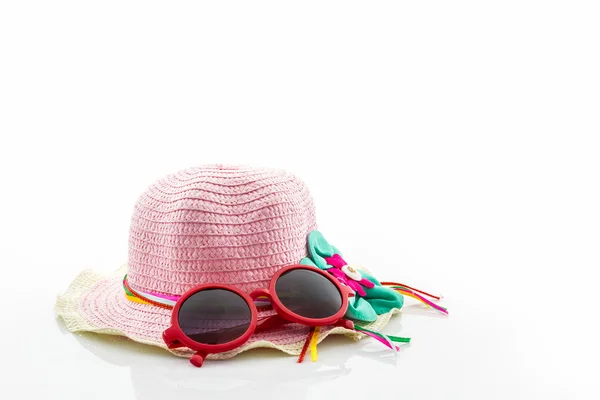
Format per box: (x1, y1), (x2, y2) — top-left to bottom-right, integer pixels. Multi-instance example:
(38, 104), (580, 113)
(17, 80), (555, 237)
(56, 165), (399, 360)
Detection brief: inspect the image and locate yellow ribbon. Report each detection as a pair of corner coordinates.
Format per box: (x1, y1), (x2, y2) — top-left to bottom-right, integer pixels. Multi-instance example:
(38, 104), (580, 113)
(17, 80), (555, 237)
(309, 326), (321, 362)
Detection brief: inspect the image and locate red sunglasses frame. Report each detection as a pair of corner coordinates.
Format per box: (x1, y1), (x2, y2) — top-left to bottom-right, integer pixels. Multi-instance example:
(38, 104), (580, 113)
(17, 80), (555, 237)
(162, 264), (352, 367)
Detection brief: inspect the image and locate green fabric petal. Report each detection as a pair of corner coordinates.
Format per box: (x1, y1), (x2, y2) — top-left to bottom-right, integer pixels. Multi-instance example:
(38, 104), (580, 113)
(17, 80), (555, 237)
(345, 296), (378, 322)
(306, 231), (341, 270)
(356, 268), (382, 286)
(362, 285), (404, 314)
(299, 257), (318, 267)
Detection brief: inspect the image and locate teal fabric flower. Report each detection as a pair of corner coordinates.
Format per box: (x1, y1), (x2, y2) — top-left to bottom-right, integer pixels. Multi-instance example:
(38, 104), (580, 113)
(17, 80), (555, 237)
(300, 231), (404, 322)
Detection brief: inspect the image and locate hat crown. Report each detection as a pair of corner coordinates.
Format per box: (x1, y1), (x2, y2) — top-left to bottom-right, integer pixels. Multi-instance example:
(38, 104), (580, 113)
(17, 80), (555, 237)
(127, 165), (317, 296)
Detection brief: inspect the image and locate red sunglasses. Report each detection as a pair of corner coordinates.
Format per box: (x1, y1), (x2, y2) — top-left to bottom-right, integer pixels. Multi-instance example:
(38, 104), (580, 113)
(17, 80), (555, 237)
(162, 264), (354, 367)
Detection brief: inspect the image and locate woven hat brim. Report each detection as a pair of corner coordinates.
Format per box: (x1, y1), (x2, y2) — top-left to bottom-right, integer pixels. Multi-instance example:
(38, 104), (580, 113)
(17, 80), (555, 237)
(55, 265), (401, 360)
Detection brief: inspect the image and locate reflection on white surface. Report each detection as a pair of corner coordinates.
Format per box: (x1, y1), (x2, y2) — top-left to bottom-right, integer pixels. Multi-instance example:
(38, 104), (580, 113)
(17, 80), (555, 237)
(67, 318), (403, 400)
(49, 296), (573, 400)
(1, 272), (595, 400)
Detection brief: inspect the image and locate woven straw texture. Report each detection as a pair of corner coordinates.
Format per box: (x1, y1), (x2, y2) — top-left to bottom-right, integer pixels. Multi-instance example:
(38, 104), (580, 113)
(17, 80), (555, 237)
(55, 165), (400, 360)
(128, 165), (317, 295)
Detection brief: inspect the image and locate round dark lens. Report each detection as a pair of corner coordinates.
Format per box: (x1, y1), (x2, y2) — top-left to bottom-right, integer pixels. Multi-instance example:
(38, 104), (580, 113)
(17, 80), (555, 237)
(178, 289), (252, 345)
(275, 269), (342, 319)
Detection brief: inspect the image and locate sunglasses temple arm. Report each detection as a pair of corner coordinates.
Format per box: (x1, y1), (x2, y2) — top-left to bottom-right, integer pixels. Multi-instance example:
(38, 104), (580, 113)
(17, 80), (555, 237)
(163, 326), (207, 368)
(334, 318), (355, 330)
(190, 351), (207, 368)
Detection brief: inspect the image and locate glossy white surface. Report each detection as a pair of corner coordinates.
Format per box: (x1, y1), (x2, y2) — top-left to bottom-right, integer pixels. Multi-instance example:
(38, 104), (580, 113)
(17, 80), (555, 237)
(1, 1), (599, 399)
(5, 261), (599, 400)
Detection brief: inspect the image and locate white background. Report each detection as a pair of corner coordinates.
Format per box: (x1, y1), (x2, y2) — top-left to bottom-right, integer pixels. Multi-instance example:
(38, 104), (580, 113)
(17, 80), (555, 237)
(1, 1), (599, 399)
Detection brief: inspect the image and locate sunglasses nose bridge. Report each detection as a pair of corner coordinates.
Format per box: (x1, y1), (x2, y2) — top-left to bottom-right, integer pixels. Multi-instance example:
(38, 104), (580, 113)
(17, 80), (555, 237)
(249, 288), (272, 301)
